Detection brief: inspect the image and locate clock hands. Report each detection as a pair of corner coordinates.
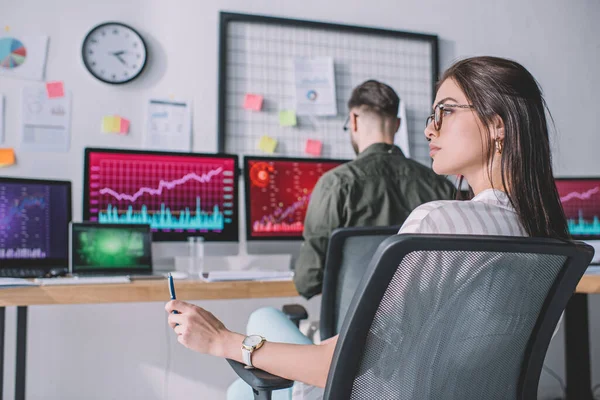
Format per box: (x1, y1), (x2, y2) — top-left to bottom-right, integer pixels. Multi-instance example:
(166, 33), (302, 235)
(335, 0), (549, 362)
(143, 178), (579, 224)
(110, 50), (128, 66)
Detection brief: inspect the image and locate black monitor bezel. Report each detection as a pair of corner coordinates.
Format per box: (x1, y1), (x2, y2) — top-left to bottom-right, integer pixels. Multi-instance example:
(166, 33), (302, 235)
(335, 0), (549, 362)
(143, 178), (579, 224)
(83, 147), (240, 242)
(555, 177), (600, 240)
(243, 155), (350, 241)
(0, 176), (72, 269)
(69, 222), (153, 274)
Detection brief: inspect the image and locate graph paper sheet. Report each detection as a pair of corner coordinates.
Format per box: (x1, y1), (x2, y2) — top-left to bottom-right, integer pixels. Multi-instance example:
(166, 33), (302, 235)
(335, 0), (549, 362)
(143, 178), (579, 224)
(219, 14), (437, 165)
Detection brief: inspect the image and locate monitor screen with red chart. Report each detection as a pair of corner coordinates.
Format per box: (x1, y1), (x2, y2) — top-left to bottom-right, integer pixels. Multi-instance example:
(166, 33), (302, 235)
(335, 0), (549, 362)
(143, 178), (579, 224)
(244, 156), (348, 240)
(555, 178), (600, 240)
(83, 148), (239, 241)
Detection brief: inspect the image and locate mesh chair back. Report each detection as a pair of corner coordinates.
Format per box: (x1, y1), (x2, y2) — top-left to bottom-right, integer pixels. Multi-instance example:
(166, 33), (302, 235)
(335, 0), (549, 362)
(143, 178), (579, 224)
(325, 235), (593, 400)
(320, 226), (400, 340)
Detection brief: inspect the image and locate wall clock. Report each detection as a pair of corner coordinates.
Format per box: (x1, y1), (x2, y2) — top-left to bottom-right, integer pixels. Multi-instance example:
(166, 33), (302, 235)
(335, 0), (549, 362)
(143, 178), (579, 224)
(82, 22), (148, 84)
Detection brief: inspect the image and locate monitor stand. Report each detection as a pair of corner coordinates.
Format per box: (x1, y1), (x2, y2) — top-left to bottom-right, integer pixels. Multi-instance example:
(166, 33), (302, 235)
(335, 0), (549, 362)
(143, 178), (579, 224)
(205, 238), (292, 271)
(153, 240), (293, 272)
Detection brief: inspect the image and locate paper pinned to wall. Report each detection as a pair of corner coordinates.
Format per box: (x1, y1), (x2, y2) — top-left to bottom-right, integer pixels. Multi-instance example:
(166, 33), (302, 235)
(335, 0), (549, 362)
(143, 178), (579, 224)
(243, 94), (263, 111)
(144, 99), (192, 152)
(305, 139), (322, 156)
(0, 35), (49, 81)
(394, 99), (410, 157)
(258, 135), (278, 154)
(20, 84), (71, 152)
(0, 94), (4, 144)
(119, 118), (130, 135)
(45, 81), (64, 98)
(294, 56), (337, 116)
(0, 148), (15, 167)
(279, 110), (297, 127)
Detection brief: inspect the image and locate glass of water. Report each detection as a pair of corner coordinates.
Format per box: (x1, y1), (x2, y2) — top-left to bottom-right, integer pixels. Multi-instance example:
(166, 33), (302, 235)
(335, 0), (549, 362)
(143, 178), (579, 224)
(187, 237), (205, 278)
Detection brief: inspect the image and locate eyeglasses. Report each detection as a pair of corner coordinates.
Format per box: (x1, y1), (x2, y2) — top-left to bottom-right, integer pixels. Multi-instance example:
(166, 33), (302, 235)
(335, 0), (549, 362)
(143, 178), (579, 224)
(343, 116), (349, 131)
(426, 104), (474, 130)
(342, 113), (358, 131)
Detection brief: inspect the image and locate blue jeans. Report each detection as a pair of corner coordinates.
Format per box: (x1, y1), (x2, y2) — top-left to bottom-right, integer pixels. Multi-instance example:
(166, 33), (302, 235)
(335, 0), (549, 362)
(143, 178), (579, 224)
(226, 307), (312, 400)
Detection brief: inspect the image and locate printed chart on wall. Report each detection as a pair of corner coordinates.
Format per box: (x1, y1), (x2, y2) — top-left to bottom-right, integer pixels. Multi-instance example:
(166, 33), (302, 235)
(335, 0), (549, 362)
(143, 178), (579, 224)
(84, 150), (238, 241)
(144, 99), (192, 152)
(246, 158), (346, 239)
(556, 179), (600, 239)
(0, 35), (48, 81)
(20, 85), (71, 151)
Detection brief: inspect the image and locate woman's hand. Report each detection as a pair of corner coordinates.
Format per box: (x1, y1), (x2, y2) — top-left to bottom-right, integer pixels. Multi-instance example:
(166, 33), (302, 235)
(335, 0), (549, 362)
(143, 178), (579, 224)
(165, 300), (238, 358)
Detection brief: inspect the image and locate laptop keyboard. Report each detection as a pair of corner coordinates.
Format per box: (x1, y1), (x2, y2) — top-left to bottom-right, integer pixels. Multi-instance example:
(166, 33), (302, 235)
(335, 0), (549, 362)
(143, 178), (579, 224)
(0, 268), (46, 278)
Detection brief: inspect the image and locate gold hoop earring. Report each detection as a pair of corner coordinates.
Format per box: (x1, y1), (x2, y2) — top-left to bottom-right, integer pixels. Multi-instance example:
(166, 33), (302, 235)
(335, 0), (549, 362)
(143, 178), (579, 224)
(495, 139), (503, 154)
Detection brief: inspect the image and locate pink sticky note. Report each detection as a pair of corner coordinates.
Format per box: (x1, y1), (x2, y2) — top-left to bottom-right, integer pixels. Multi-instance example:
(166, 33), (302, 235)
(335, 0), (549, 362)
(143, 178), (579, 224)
(305, 139), (323, 156)
(243, 94), (263, 111)
(119, 118), (130, 135)
(46, 81), (65, 98)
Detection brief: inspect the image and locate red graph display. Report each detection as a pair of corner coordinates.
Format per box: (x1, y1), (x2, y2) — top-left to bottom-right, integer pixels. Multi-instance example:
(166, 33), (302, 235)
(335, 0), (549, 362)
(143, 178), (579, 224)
(84, 150), (238, 241)
(555, 179), (600, 237)
(246, 158), (346, 239)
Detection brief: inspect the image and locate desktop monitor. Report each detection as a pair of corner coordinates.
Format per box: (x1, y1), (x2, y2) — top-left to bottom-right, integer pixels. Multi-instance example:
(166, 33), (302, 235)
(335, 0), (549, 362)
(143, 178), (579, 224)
(83, 148), (239, 242)
(244, 156), (349, 240)
(0, 177), (71, 271)
(70, 222), (152, 274)
(555, 178), (600, 239)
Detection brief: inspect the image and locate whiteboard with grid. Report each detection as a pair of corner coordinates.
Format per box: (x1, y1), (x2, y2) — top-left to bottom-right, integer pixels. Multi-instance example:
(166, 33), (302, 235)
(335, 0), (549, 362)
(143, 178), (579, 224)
(218, 13), (438, 166)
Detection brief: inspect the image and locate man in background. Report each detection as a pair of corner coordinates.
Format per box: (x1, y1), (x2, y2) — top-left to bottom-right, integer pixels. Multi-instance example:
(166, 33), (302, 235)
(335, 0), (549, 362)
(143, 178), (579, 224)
(294, 80), (455, 299)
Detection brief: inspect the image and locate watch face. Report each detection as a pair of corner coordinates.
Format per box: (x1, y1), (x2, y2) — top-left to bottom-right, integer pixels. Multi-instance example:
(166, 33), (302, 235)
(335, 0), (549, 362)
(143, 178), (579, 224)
(243, 335), (263, 347)
(82, 22), (147, 84)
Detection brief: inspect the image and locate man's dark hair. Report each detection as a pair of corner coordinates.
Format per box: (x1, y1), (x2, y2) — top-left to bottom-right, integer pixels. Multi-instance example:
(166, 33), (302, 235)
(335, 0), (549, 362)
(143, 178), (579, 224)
(347, 80), (400, 118)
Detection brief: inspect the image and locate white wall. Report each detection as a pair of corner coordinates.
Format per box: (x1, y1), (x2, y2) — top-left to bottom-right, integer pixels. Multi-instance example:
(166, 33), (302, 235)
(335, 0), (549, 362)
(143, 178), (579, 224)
(1, 0), (599, 399)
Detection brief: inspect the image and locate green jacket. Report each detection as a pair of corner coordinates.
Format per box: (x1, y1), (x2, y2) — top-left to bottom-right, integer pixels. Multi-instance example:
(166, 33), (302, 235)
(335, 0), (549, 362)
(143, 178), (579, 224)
(293, 142), (456, 299)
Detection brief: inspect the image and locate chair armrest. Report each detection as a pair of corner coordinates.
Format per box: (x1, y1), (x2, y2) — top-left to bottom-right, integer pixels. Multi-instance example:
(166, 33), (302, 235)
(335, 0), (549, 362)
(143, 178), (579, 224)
(226, 359), (294, 392)
(282, 304), (308, 328)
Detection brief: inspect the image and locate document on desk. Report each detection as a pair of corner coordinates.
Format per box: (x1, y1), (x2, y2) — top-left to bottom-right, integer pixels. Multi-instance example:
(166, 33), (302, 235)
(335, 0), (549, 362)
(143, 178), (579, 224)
(20, 85), (71, 152)
(203, 270), (294, 282)
(0, 278), (39, 288)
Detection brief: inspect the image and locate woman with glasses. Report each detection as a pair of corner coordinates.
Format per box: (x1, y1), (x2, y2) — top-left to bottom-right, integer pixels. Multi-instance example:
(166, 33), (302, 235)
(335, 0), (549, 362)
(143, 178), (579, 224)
(166, 56), (569, 399)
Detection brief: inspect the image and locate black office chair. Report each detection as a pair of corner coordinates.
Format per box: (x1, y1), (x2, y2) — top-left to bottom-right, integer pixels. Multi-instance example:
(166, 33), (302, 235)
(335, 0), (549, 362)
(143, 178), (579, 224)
(228, 234), (594, 400)
(282, 226), (400, 340)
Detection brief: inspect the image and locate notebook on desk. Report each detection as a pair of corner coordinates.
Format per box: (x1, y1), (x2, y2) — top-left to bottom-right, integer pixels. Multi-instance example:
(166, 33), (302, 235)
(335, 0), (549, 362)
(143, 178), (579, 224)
(69, 222), (162, 278)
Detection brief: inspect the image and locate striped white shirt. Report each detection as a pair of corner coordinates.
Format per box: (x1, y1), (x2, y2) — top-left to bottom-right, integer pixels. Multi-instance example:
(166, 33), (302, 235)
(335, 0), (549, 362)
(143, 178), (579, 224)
(398, 189), (526, 236)
(292, 189), (528, 400)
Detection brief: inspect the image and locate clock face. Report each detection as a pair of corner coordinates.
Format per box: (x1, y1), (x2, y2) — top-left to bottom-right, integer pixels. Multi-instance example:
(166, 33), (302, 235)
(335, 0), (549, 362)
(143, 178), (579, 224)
(82, 22), (148, 84)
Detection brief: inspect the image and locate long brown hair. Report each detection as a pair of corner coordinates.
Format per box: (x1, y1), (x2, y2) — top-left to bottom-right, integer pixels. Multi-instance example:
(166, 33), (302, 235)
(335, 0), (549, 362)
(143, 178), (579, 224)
(441, 56), (569, 240)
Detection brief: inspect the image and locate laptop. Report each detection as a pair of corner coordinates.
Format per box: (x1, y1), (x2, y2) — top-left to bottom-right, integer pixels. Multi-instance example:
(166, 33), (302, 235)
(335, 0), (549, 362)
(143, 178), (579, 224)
(69, 222), (163, 278)
(0, 177), (72, 278)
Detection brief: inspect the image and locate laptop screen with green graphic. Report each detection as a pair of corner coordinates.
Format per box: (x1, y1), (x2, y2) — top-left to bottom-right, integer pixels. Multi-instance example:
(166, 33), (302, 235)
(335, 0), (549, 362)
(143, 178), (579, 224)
(70, 223), (152, 274)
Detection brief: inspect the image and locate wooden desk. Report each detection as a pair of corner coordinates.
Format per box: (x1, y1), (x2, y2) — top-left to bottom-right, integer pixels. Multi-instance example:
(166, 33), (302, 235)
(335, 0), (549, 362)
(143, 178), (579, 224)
(0, 279), (299, 307)
(576, 274), (600, 294)
(1, 275), (598, 400)
(0, 279), (299, 400)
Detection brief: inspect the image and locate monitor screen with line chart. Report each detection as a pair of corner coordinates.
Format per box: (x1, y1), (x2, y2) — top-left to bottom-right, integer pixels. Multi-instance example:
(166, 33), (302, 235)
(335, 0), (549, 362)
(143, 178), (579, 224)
(555, 177), (600, 240)
(83, 148), (239, 241)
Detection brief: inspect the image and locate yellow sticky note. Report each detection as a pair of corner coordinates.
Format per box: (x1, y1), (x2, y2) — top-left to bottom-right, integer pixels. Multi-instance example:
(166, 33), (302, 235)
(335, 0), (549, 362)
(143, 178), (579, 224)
(279, 110), (297, 127)
(0, 148), (16, 167)
(258, 135), (278, 154)
(102, 116), (120, 133)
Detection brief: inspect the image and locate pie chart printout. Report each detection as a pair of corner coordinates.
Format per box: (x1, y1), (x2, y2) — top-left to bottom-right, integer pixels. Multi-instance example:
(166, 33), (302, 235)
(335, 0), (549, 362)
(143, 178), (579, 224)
(0, 38), (27, 69)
